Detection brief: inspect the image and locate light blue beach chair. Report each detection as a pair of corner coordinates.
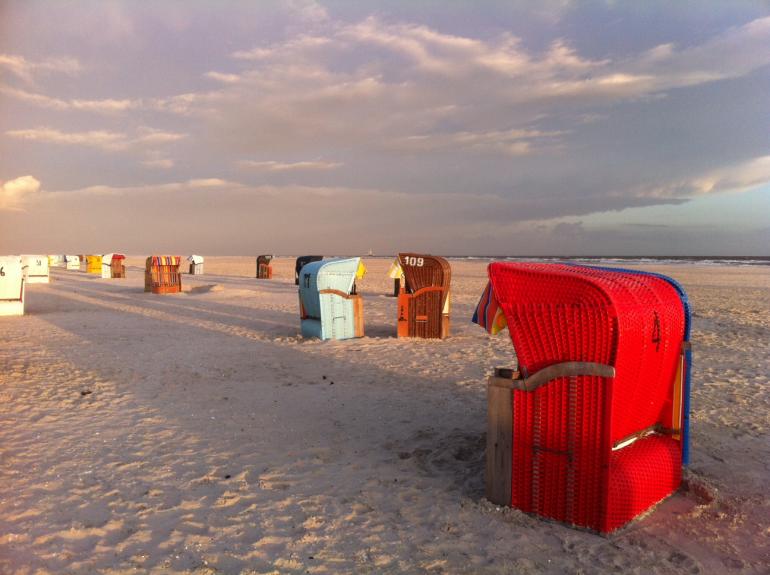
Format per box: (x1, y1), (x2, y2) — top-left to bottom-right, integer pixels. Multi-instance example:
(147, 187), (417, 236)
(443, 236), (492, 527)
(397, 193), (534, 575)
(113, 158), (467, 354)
(298, 257), (364, 340)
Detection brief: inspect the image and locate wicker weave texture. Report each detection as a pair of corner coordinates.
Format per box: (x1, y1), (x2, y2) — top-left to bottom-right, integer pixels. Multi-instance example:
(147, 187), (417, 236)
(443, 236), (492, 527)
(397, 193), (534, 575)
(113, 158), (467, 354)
(488, 262), (685, 532)
(397, 253), (451, 339)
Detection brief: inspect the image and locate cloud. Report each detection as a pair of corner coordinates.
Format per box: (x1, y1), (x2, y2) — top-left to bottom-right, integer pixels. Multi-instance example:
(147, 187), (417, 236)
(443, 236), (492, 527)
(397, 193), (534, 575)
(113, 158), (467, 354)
(692, 155), (770, 196)
(0, 53), (82, 83)
(5, 126), (187, 152)
(392, 128), (563, 155)
(287, 0), (329, 24)
(39, 178), (668, 229)
(1, 8), (767, 253)
(5, 128), (129, 151)
(134, 127), (187, 144)
(204, 71), (241, 84)
(0, 84), (140, 114)
(186, 178), (233, 188)
(0, 175), (41, 210)
(142, 158), (175, 169)
(142, 156), (175, 169)
(240, 160), (343, 172)
(629, 155), (770, 199)
(179, 14), (770, 164)
(3, 173), (765, 254)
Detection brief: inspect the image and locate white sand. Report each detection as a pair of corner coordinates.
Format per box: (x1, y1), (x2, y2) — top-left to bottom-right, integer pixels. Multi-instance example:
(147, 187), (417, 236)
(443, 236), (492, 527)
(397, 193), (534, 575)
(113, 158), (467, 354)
(1, 258), (767, 574)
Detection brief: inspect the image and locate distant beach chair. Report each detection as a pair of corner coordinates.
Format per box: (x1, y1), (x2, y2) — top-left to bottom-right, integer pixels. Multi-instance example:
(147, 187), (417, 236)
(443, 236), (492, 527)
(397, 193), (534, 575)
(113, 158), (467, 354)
(298, 257), (364, 340)
(0, 256), (25, 316)
(145, 256), (183, 294)
(101, 253), (126, 278)
(188, 255), (204, 275)
(22, 255), (50, 284)
(48, 255), (65, 268)
(65, 255), (81, 270)
(387, 257), (404, 296)
(295, 255), (323, 285)
(395, 253), (451, 338)
(85, 255), (102, 275)
(256, 255), (273, 279)
(474, 262), (688, 533)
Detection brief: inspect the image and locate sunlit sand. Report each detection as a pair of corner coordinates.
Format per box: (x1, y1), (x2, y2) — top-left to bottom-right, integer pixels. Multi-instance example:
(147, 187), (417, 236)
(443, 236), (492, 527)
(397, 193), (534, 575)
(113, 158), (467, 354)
(1, 258), (767, 573)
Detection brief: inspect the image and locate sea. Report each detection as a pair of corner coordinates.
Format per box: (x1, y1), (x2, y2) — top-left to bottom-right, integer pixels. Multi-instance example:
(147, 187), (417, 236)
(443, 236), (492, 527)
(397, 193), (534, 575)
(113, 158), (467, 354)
(352, 255), (769, 266)
(446, 256), (770, 267)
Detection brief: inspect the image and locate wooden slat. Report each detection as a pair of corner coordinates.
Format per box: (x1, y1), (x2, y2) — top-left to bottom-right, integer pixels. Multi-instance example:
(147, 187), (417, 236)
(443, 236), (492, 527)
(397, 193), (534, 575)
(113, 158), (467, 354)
(488, 362), (615, 392)
(353, 295), (365, 338)
(486, 380), (513, 506)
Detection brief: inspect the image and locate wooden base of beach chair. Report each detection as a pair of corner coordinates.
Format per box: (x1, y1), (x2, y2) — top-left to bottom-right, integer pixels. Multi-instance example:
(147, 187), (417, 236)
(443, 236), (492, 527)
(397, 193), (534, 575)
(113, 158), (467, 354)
(151, 285), (182, 294)
(486, 362), (681, 533)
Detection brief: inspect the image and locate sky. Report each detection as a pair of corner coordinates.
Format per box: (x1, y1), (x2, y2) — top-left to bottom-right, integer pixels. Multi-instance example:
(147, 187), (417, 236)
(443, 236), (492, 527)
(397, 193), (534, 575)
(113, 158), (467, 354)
(1, 0), (769, 256)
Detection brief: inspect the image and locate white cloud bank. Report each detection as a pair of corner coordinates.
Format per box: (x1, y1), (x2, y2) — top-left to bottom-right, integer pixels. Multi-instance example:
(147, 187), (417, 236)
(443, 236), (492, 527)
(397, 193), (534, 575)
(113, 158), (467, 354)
(0, 176), (41, 210)
(0, 53), (82, 83)
(5, 127), (186, 152)
(240, 160), (343, 172)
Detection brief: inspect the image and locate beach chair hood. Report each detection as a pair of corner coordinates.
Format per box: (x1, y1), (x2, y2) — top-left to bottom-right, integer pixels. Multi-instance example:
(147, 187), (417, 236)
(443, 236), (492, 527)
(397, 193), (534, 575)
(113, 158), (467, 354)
(298, 257), (364, 340)
(150, 256), (182, 266)
(21, 255), (50, 280)
(398, 253), (451, 306)
(299, 257), (359, 317)
(188, 255), (204, 264)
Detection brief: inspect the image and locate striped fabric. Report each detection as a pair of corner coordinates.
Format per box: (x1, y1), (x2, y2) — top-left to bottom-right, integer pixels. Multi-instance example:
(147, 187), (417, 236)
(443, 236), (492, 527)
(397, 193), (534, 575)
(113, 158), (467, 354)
(356, 260), (367, 279)
(151, 256), (181, 266)
(472, 281), (507, 335)
(387, 258), (403, 280)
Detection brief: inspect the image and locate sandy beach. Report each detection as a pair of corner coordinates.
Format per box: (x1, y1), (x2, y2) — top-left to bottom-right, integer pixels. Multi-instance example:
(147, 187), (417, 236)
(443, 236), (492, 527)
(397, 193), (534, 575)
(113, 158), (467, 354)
(0, 257), (767, 574)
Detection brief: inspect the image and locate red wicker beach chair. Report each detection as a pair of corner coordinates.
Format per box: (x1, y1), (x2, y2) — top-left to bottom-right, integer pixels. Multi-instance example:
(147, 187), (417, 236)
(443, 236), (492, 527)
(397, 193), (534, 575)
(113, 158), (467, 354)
(476, 262), (686, 532)
(110, 254), (126, 278)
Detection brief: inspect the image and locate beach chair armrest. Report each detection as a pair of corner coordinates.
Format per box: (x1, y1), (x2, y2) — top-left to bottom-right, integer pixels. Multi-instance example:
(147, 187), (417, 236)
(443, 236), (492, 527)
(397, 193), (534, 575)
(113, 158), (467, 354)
(318, 289), (356, 299)
(409, 286), (448, 298)
(488, 362), (615, 392)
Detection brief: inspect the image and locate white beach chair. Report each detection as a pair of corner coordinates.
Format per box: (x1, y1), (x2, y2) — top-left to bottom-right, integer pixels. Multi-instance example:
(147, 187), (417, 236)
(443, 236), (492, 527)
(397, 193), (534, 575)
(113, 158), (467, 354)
(0, 256), (25, 316)
(65, 255), (81, 270)
(22, 255), (50, 284)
